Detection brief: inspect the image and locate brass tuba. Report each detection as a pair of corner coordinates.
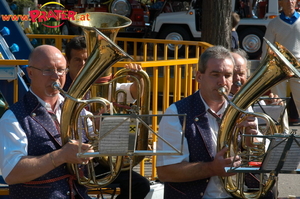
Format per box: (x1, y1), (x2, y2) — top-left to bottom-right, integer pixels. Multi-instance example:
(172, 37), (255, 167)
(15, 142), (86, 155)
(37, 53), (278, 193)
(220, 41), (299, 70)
(77, 12), (151, 170)
(217, 39), (300, 198)
(56, 12), (135, 187)
(91, 68), (151, 170)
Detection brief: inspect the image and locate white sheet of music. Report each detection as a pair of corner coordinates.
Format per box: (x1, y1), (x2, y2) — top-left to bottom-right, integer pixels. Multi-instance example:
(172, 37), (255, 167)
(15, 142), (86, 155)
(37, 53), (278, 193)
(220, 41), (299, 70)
(261, 138), (300, 171)
(98, 117), (130, 155)
(253, 105), (285, 125)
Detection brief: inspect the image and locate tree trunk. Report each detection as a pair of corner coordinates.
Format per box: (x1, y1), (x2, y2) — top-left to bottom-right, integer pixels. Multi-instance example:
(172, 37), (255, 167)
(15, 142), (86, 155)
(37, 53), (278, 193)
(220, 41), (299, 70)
(201, 0), (232, 49)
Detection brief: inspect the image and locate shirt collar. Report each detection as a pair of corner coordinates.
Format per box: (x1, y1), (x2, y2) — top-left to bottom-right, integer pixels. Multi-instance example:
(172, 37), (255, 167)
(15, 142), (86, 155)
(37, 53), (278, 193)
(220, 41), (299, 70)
(29, 88), (64, 112)
(199, 91), (228, 117)
(280, 11), (299, 23)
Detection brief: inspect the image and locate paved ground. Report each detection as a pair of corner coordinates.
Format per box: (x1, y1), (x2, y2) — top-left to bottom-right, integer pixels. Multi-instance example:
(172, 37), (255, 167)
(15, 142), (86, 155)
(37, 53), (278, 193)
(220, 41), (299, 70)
(276, 124), (300, 198)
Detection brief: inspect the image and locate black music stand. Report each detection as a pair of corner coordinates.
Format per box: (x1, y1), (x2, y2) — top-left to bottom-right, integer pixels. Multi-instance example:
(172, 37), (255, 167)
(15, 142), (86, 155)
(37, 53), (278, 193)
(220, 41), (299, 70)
(225, 133), (300, 199)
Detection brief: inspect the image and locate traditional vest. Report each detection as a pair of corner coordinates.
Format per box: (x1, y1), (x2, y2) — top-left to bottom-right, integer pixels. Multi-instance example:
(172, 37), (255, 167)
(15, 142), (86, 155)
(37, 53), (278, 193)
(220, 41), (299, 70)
(164, 91), (213, 199)
(163, 91), (274, 199)
(9, 92), (89, 199)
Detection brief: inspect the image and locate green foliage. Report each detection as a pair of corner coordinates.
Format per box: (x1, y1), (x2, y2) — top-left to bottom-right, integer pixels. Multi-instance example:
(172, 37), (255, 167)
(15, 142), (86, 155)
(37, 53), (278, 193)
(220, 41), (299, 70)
(6, 0), (61, 46)
(7, 0), (36, 15)
(16, 0), (35, 8)
(31, 21), (61, 35)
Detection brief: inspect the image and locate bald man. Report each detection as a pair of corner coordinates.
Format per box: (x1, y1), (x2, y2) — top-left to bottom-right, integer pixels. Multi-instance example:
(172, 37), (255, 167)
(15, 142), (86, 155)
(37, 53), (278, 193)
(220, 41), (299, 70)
(0, 45), (93, 199)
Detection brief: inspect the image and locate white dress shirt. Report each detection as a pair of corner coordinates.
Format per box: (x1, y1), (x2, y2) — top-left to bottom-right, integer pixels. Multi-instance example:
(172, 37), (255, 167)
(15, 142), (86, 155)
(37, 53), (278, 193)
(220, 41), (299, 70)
(0, 90), (92, 180)
(156, 91), (231, 198)
(116, 82), (135, 103)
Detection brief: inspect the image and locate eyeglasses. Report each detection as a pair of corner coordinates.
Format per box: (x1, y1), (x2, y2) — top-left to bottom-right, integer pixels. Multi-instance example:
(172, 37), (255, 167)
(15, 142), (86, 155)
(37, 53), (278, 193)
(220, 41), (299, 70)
(29, 66), (69, 76)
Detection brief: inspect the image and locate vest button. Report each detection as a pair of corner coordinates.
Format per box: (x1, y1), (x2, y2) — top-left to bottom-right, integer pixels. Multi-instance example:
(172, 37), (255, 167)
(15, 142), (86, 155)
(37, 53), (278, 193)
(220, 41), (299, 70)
(195, 117), (199, 121)
(67, 191), (70, 195)
(200, 192), (204, 196)
(31, 113), (36, 117)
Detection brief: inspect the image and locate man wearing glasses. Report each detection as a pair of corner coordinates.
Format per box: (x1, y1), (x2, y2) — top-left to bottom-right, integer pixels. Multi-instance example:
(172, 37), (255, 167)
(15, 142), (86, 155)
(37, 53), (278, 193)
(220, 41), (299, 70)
(0, 45), (93, 199)
(262, 0), (300, 127)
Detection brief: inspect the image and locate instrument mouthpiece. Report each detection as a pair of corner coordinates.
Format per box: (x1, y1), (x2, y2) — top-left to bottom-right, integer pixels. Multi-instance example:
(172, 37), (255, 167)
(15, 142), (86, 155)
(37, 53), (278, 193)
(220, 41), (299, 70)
(218, 87), (227, 95)
(235, 81), (242, 87)
(52, 82), (61, 89)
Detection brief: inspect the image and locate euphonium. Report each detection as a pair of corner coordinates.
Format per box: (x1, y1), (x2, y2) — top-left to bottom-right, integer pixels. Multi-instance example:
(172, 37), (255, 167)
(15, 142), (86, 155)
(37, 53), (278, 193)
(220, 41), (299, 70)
(79, 12), (151, 170)
(93, 68), (151, 169)
(56, 12), (134, 187)
(217, 39), (300, 198)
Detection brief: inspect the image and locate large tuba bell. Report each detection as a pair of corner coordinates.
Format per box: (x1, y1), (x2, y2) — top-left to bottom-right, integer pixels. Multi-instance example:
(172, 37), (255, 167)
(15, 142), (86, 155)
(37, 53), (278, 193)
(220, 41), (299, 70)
(217, 39), (300, 198)
(76, 12), (151, 171)
(55, 12), (135, 187)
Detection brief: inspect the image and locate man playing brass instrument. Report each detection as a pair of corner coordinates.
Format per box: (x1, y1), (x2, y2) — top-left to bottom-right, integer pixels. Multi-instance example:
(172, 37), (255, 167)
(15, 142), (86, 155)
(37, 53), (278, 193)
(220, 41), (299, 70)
(63, 36), (150, 199)
(231, 49), (286, 132)
(63, 36), (144, 104)
(231, 49), (284, 105)
(230, 49), (281, 198)
(156, 46), (274, 198)
(0, 45), (94, 199)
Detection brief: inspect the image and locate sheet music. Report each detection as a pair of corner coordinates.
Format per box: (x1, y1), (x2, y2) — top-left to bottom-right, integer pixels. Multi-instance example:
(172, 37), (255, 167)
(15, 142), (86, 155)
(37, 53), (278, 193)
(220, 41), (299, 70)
(281, 142), (300, 170)
(77, 113), (186, 157)
(98, 116), (131, 155)
(253, 105), (285, 125)
(261, 137), (300, 171)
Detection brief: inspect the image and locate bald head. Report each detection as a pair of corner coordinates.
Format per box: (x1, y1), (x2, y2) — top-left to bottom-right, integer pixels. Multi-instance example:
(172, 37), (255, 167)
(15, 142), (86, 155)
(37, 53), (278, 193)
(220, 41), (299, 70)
(29, 45), (65, 66)
(27, 45), (67, 103)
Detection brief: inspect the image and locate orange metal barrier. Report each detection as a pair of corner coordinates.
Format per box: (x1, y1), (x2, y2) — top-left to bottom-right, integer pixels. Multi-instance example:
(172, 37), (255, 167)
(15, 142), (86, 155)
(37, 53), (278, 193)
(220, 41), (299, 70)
(0, 34), (212, 181)
(0, 186), (9, 195)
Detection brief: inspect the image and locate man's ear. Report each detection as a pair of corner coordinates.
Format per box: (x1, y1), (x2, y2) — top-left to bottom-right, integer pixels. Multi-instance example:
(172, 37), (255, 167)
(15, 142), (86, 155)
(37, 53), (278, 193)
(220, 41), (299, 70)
(64, 55), (70, 66)
(26, 67), (33, 79)
(195, 71), (202, 83)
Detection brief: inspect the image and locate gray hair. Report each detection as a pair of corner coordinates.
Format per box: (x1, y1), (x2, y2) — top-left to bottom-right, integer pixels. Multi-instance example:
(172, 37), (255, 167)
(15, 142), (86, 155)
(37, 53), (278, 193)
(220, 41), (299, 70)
(232, 48), (248, 63)
(198, 46), (234, 73)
